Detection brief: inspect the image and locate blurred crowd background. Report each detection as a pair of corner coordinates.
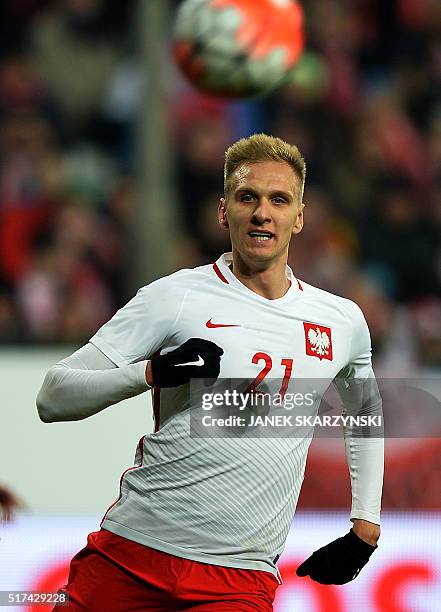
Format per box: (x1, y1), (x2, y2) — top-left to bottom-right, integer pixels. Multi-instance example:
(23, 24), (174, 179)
(1, 0), (440, 374)
(0, 0), (440, 517)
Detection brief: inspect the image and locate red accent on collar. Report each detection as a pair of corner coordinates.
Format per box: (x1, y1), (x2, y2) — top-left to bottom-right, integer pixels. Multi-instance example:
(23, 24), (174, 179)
(297, 279), (303, 291)
(213, 262), (229, 284)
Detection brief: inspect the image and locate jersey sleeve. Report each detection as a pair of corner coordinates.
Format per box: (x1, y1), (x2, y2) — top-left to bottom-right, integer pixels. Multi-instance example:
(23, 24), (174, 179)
(335, 302), (384, 525)
(89, 276), (186, 366)
(36, 343), (149, 422)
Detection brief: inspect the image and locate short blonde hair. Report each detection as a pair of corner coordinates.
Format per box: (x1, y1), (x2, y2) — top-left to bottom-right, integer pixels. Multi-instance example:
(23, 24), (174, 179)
(224, 133), (306, 201)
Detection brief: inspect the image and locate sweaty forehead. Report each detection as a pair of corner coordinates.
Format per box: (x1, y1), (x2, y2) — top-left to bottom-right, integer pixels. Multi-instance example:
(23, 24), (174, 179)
(232, 161), (297, 193)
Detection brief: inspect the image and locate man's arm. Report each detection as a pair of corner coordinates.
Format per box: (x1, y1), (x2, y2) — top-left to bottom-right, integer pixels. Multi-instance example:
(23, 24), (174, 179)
(37, 277), (179, 423)
(336, 371), (384, 545)
(297, 303), (383, 584)
(37, 339), (224, 423)
(296, 370), (383, 584)
(36, 343), (150, 422)
(336, 303), (384, 545)
(36, 275), (224, 423)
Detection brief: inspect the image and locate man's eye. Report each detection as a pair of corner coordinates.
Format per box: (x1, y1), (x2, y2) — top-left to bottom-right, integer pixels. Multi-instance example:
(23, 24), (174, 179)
(240, 194), (255, 202)
(273, 197), (286, 204)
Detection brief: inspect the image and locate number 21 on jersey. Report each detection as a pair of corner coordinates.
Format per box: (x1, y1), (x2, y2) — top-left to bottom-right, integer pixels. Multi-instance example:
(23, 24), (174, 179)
(248, 352), (293, 399)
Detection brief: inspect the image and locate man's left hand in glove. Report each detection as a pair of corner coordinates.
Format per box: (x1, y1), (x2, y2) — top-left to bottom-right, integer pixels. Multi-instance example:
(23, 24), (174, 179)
(296, 529), (377, 585)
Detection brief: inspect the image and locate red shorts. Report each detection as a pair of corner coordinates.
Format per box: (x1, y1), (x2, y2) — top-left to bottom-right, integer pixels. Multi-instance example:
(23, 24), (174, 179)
(54, 529), (279, 611)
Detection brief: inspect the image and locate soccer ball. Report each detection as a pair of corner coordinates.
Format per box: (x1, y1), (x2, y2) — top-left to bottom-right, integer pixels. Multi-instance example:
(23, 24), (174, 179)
(173, 0), (305, 98)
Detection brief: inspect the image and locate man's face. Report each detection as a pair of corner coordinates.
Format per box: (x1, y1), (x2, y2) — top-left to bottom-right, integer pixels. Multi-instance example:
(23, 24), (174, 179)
(218, 161), (304, 266)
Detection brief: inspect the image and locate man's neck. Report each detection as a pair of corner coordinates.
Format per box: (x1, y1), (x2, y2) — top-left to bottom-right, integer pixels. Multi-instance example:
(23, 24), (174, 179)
(230, 253), (290, 300)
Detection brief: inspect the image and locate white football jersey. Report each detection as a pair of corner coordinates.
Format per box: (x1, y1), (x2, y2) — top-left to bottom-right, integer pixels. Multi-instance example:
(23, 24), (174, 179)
(90, 253), (383, 578)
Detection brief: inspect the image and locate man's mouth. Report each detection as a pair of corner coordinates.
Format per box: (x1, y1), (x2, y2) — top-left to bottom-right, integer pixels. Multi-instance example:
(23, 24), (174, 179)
(248, 231), (275, 242)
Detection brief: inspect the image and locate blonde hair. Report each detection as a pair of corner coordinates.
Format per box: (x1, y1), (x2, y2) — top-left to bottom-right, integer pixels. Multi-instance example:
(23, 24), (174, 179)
(224, 133), (306, 201)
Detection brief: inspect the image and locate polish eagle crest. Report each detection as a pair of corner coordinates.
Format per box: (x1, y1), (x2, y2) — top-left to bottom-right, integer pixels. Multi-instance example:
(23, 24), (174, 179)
(308, 327), (331, 356)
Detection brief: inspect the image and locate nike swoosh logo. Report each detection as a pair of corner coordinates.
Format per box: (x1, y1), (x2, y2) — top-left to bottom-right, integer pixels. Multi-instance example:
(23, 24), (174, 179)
(176, 355), (205, 367)
(206, 319), (240, 328)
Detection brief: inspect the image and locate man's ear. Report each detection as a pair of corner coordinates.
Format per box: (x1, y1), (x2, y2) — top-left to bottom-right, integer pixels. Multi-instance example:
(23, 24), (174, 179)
(292, 202), (304, 235)
(218, 198), (229, 229)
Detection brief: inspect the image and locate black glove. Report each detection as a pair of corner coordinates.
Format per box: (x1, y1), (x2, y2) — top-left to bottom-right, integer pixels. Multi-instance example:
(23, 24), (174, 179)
(296, 529), (377, 584)
(150, 338), (223, 388)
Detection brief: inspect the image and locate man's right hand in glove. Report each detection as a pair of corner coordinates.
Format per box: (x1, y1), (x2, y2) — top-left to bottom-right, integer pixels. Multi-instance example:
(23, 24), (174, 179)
(146, 338), (224, 388)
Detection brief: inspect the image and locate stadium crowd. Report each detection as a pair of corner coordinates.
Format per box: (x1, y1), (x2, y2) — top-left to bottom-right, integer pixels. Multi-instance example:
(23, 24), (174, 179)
(0, 0), (439, 377)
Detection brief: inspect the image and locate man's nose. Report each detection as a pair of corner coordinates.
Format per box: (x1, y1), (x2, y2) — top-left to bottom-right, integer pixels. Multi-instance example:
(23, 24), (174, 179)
(252, 198), (272, 223)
